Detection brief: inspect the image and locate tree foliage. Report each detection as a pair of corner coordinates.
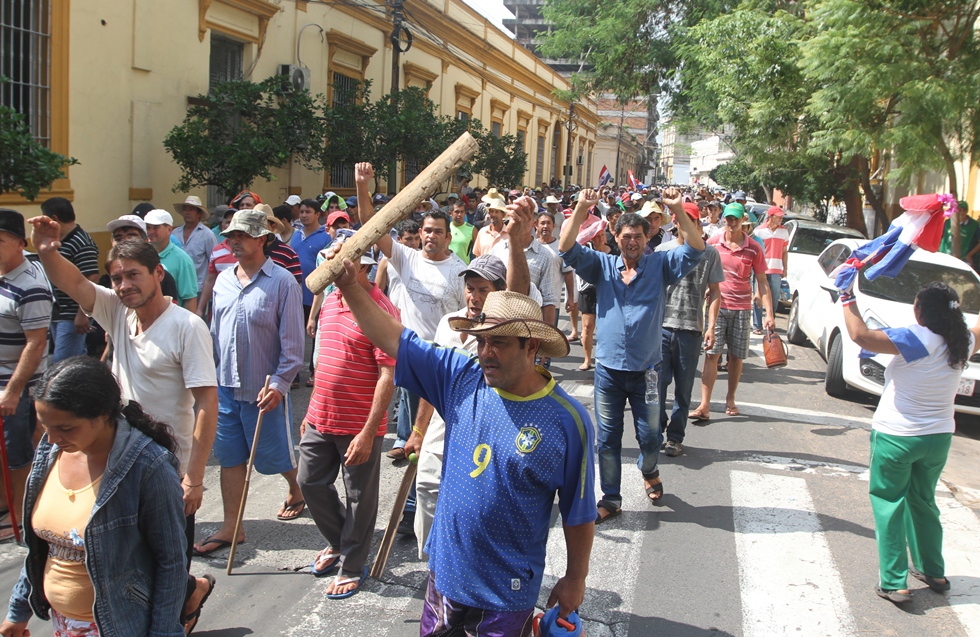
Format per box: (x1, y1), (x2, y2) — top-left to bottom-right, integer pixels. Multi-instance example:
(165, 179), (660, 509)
(165, 76), (322, 197)
(0, 78), (77, 201)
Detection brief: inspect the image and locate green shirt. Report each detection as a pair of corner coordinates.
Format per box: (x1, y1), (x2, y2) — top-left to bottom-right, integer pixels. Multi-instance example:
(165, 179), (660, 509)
(159, 240), (199, 304)
(939, 217), (980, 259)
(449, 222), (475, 264)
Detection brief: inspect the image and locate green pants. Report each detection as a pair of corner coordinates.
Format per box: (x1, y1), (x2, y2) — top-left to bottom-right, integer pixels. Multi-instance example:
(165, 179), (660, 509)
(869, 429), (952, 591)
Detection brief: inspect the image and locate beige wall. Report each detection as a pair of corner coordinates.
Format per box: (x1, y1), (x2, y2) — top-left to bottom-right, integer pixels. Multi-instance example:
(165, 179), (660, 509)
(594, 123), (642, 187)
(5, 0), (598, 244)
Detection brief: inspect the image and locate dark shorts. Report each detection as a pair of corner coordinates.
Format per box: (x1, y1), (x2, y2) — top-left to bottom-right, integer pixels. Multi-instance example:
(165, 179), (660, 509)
(420, 571), (534, 637)
(2, 390), (37, 469)
(579, 287), (597, 315)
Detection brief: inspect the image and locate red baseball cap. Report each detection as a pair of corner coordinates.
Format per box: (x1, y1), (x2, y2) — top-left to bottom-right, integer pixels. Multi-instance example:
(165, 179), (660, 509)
(326, 210), (351, 226)
(767, 206), (785, 217)
(682, 202), (700, 221)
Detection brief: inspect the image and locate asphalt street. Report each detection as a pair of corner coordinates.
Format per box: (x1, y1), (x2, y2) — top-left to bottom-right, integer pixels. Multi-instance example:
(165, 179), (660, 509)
(2, 313), (980, 636)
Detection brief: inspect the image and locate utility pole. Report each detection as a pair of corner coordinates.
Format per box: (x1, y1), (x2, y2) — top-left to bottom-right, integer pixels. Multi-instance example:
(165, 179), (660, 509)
(613, 103), (624, 186)
(387, 0), (406, 194)
(563, 102), (577, 191)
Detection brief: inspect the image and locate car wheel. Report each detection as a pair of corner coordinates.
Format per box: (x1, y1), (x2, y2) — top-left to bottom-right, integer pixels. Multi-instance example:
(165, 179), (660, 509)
(825, 333), (850, 398)
(786, 296), (808, 346)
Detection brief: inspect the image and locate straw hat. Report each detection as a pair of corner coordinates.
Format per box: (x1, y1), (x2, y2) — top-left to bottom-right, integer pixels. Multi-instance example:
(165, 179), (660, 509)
(638, 200), (668, 221)
(255, 203), (285, 234)
(486, 198), (509, 213)
(174, 195), (209, 219)
(482, 188), (505, 205)
(448, 291), (570, 359)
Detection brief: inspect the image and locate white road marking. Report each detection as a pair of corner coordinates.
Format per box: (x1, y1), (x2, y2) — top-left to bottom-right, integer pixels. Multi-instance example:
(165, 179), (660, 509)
(731, 469), (857, 637)
(706, 400), (873, 429)
(936, 483), (980, 637)
(738, 454), (869, 481)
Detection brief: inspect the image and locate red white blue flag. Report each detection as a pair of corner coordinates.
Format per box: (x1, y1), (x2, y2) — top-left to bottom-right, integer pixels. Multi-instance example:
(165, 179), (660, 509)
(598, 165), (611, 187)
(832, 193), (956, 293)
(628, 170), (639, 191)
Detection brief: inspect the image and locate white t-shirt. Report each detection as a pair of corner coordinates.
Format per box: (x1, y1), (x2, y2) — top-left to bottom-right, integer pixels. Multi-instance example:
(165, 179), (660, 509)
(92, 285), (217, 473)
(872, 324), (975, 437)
(387, 240), (467, 340)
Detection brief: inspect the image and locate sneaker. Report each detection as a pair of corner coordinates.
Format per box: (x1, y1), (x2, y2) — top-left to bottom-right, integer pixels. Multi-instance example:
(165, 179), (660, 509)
(397, 511), (416, 537)
(386, 447), (406, 461)
(664, 441), (683, 457)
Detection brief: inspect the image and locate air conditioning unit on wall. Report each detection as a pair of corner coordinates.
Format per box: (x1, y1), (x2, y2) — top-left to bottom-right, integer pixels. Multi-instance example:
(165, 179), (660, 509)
(279, 64), (311, 92)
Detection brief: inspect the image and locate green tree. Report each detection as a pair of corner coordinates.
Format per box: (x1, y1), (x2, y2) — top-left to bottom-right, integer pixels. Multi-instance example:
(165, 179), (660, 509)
(472, 126), (528, 188)
(164, 76), (323, 197)
(0, 78), (77, 201)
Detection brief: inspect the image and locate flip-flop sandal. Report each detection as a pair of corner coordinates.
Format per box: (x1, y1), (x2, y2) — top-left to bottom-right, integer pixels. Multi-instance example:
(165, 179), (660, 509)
(689, 410), (710, 422)
(909, 566), (950, 592)
(277, 499), (306, 521)
(595, 499), (622, 524)
(568, 336), (581, 343)
(311, 549), (341, 577)
(305, 378), (315, 387)
(645, 471), (664, 505)
(725, 405), (740, 416)
(325, 566), (369, 600)
(578, 363), (593, 371)
(183, 574), (216, 635)
(192, 535), (243, 557)
(875, 586), (912, 604)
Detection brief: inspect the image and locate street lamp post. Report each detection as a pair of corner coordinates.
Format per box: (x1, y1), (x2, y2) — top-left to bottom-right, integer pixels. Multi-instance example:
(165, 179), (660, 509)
(563, 102), (577, 191)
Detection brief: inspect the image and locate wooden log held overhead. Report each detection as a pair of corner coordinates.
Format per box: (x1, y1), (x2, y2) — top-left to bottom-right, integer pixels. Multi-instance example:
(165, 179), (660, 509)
(305, 131), (479, 295)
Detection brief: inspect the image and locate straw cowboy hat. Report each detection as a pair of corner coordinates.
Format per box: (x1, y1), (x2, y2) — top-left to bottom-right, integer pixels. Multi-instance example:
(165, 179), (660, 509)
(485, 198), (509, 213)
(448, 290), (570, 359)
(255, 203), (285, 234)
(174, 195), (209, 219)
(638, 200), (669, 222)
(544, 195), (562, 205)
(482, 188), (505, 205)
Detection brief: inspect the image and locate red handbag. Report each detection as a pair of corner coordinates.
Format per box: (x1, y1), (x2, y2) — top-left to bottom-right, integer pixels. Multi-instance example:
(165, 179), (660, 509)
(763, 328), (788, 368)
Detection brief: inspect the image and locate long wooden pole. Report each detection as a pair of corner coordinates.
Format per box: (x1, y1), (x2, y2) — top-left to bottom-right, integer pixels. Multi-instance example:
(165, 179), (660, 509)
(370, 461), (417, 579)
(305, 131), (479, 295)
(226, 375), (272, 575)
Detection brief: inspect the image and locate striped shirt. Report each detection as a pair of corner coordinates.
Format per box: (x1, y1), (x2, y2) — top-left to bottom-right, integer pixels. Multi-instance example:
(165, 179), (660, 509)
(54, 226), (99, 318)
(0, 258), (54, 388)
(211, 257), (304, 399)
(306, 285), (398, 436)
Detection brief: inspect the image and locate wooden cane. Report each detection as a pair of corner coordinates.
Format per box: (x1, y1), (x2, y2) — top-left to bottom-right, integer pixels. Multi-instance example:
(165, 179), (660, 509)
(369, 458), (417, 579)
(305, 131), (479, 295)
(226, 375), (272, 575)
(0, 416), (21, 544)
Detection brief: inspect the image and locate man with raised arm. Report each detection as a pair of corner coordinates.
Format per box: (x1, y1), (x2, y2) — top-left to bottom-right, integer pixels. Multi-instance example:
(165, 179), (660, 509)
(559, 188), (704, 519)
(325, 213), (595, 632)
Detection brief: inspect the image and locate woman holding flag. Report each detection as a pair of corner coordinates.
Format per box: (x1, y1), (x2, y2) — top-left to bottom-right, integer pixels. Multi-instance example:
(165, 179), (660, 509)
(841, 270), (980, 601)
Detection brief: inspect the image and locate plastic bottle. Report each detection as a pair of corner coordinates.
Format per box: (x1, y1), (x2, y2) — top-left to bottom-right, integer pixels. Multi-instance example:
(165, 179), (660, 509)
(645, 367), (658, 405)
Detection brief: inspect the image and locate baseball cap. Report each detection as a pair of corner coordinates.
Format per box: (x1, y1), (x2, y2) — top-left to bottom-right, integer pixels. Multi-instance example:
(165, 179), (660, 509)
(359, 253), (377, 266)
(733, 191), (747, 201)
(326, 210), (351, 227)
(345, 196), (358, 208)
(144, 209), (174, 226)
(630, 193), (644, 202)
(767, 205), (785, 217)
(459, 254), (506, 283)
(722, 203), (746, 219)
(285, 195), (302, 206)
(681, 202), (700, 221)
(107, 214), (147, 235)
(373, 193), (389, 205)
(221, 209), (272, 238)
(0, 209), (26, 242)
(447, 193), (460, 201)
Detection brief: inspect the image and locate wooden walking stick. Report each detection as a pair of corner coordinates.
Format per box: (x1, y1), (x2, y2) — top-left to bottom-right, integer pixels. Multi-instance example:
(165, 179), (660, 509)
(0, 416), (22, 544)
(370, 456), (417, 579)
(226, 375), (272, 575)
(305, 131), (479, 295)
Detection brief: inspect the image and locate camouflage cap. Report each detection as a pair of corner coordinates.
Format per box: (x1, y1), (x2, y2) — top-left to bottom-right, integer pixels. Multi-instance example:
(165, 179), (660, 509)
(221, 209), (272, 238)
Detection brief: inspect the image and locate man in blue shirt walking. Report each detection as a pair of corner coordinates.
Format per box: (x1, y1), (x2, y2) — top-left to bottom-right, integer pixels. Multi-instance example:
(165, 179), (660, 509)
(560, 188), (704, 520)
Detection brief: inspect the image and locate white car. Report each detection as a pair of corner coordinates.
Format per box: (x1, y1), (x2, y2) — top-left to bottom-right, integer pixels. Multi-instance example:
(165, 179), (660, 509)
(782, 219), (865, 309)
(787, 238), (980, 414)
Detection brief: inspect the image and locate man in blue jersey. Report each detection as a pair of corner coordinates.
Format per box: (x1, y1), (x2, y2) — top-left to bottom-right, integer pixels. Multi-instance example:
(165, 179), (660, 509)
(331, 228), (595, 635)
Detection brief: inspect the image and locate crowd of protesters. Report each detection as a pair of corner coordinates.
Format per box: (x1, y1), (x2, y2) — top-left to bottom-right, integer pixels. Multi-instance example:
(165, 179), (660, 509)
(0, 169), (968, 636)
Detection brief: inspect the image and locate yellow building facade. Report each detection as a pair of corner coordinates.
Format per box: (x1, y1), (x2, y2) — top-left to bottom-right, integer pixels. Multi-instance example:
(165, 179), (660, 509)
(2, 0), (598, 246)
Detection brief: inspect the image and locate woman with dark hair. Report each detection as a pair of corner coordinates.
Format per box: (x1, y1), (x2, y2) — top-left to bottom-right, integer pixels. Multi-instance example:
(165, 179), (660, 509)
(842, 281), (980, 604)
(1, 357), (187, 637)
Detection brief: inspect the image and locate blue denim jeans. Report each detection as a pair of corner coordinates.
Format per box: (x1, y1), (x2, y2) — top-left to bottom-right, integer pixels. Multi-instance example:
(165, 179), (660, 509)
(659, 328), (702, 444)
(753, 273), (782, 329)
(594, 362), (661, 506)
(52, 319), (88, 363)
(395, 387), (420, 512)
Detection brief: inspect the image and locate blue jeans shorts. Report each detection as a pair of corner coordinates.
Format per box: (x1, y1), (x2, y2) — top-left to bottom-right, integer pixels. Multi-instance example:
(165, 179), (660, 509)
(2, 390), (36, 470)
(214, 386), (296, 475)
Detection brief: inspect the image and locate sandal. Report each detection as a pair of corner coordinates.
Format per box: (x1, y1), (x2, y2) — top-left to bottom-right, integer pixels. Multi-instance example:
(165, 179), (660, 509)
(909, 566), (950, 592)
(192, 535), (243, 557)
(595, 499), (622, 524)
(311, 548), (341, 577)
(277, 499), (306, 521)
(305, 377), (315, 388)
(644, 471), (664, 504)
(578, 362), (593, 371)
(183, 574), (216, 635)
(875, 586), (912, 604)
(325, 566), (369, 600)
(725, 404), (740, 416)
(689, 408), (710, 422)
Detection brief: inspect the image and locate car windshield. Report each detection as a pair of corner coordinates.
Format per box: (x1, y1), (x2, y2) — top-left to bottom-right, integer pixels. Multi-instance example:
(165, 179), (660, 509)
(860, 261), (980, 313)
(791, 227), (860, 255)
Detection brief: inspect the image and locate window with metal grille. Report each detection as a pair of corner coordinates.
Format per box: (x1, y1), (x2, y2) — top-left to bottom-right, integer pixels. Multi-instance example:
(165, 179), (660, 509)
(535, 135), (545, 185)
(1, 0), (51, 146)
(329, 72), (356, 188)
(550, 129), (560, 181)
(405, 157), (422, 186)
(457, 111), (470, 122)
(491, 121), (502, 138)
(516, 130), (525, 151)
(207, 35), (244, 206)
(586, 149), (593, 187)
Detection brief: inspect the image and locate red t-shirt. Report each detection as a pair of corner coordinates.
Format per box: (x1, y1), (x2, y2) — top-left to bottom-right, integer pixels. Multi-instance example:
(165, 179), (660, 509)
(752, 226), (790, 274)
(709, 232), (767, 310)
(306, 285), (399, 436)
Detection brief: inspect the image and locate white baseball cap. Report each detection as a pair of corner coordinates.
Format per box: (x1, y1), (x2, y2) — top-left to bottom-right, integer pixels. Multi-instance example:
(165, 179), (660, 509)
(285, 195), (302, 206)
(143, 209), (174, 226)
(106, 215), (147, 235)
